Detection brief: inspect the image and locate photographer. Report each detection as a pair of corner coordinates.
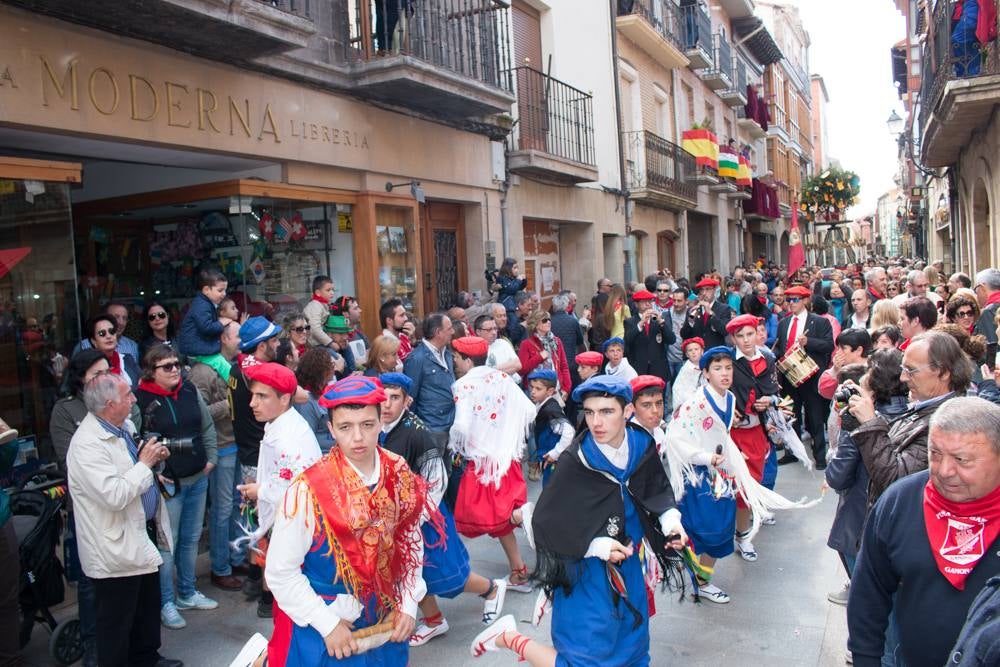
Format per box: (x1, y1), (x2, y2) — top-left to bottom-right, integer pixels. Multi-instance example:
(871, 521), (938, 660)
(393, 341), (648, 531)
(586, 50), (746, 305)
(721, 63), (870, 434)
(66, 373), (182, 667)
(135, 344), (218, 630)
(680, 277), (733, 349)
(624, 289), (675, 383)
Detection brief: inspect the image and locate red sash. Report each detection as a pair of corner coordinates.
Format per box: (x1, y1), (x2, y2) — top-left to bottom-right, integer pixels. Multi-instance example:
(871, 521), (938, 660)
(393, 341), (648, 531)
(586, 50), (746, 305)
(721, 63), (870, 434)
(303, 447), (431, 613)
(922, 480), (1000, 590)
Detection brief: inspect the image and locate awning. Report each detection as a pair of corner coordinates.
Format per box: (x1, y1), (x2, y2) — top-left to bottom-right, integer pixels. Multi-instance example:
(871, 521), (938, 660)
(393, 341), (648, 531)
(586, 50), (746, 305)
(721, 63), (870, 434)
(0, 247), (31, 280)
(731, 17), (784, 66)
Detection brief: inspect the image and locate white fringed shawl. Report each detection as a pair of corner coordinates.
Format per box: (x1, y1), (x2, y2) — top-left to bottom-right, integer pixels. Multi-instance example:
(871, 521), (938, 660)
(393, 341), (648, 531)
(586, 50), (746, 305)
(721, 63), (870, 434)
(448, 365), (536, 489)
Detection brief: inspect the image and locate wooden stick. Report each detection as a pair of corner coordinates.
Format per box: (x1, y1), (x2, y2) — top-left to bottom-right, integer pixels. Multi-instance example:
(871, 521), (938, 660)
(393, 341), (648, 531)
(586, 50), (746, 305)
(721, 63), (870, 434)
(351, 618), (396, 640)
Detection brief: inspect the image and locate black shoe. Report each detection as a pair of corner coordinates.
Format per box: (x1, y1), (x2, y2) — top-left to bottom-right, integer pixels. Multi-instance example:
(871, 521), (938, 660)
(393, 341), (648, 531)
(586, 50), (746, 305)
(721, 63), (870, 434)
(242, 576), (262, 600)
(815, 462), (827, 471)
(257, 599), (273, 618)
(82, 641), (98, 667)
(777, 453), (798, 466)
(155, 659), (184, 667)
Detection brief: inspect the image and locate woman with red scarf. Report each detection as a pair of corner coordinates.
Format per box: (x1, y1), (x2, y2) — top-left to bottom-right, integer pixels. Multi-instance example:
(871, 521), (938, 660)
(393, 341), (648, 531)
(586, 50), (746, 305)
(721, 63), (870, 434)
(135, 344), (218, 630)
(517, 310), (571, 399)
(83, 313), (141, 388)
(946, 294), (980, 334)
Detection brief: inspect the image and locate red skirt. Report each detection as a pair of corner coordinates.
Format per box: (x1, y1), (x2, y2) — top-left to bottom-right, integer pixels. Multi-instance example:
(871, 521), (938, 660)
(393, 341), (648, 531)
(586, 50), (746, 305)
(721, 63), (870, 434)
(731, 425), (770, 510)
(453, 461), (527, 538)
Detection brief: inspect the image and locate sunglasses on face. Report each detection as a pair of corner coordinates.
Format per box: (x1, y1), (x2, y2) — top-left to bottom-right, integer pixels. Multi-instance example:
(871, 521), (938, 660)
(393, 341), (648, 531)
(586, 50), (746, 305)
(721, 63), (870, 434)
(787, 297), (802, 303)
(956, 310), (975, 318)
(541, 318), (551, 323)
(155, 362), (181, 372)
(291, 325), (311, 333)
(95, 328), (115, 338)
(656, 288), (671, 292)
(148, 312), (168, 321)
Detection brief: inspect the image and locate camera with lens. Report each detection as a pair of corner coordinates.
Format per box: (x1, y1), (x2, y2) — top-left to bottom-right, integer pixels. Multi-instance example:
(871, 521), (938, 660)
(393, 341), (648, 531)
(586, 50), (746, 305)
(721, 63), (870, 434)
(833, 384), (859, 407)
(143, 431), (195, 456)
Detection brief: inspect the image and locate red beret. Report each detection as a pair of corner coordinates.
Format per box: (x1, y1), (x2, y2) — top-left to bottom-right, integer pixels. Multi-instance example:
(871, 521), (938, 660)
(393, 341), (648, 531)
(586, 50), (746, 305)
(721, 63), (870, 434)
(451, 336), (489, 358)
(694, 278), (720, 289)
(726, 314), (762, 334)
(318, 376), (386, 410)
(243, 362), (298, 396)
(575, 351), (604, 367)
(631, 374), (666, 394)
(785, 285), (812, 298)
(681, 337), (705, 352)
(631, 289), (655, 301)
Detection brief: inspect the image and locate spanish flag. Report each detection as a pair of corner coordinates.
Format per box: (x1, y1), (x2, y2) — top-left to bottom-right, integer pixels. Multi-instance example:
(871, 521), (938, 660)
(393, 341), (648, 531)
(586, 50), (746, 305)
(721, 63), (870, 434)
(736, 155), (752, 186)
(681, 129), (719, 170)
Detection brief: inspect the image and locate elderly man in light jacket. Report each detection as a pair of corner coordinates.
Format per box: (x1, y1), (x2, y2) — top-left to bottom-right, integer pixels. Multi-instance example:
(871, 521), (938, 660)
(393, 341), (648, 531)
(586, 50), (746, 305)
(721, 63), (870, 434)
(67, 373), (183, 667)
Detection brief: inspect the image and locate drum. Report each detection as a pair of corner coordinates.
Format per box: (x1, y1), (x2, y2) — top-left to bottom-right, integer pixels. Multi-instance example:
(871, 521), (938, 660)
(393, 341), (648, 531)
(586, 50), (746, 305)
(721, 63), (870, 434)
(776, 346), (819, 387)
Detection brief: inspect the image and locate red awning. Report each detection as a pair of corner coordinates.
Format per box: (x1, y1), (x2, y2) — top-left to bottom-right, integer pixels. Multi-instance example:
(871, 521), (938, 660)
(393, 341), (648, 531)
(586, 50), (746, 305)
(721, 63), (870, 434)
(0, 247), (32, 280)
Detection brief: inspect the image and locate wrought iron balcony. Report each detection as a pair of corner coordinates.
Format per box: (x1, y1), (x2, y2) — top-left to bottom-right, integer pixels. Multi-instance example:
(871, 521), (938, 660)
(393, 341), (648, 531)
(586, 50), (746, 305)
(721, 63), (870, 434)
(919, 0), (1000, 167)
(346, 0), (515, 119)
(700, 33), (732, 91)
(616, 0), (688, 70)
(3, 0), (317, 61)
(680, 4), (713, 70)
(623, 130), (698, 211)
(507, 66), (597, 185)
(719, 54), (749, 107)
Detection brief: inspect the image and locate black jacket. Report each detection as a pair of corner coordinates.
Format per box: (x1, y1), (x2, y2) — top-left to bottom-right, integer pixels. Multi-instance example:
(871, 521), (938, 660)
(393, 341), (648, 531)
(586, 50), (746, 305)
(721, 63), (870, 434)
(948, 576), (1000, 667)
(679, 300), (733, 349)
(624, 313), (675, 380)
(550, 311), (584, 370)
(772, 311), (834, 371)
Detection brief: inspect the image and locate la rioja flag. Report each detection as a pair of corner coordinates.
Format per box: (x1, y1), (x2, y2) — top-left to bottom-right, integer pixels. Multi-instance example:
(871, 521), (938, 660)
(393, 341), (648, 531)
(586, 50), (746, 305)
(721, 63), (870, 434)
(788, 203), (805, 276)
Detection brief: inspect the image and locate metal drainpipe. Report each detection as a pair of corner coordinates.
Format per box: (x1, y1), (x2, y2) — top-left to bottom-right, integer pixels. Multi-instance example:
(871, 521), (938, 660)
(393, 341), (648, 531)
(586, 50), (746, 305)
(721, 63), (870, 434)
(609, 0), (632, 283)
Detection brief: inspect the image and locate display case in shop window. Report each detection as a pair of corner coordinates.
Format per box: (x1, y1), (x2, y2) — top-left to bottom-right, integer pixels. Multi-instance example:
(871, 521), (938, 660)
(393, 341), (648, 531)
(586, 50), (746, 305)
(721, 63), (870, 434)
(375, 204), (418, 312)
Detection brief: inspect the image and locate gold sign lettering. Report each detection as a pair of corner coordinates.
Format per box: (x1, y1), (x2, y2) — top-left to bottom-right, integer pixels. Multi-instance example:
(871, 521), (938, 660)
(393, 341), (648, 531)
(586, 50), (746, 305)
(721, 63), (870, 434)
(0, 66), (17, 88)
(128, 75), (159, 121)
(164, 81), (190, 128)
(258, 103), (280, 143)
(40, 56), (79, 110)
(229, 97), (252, 138)
(88, 67), (119, 115)
(197, 88), (220, 133)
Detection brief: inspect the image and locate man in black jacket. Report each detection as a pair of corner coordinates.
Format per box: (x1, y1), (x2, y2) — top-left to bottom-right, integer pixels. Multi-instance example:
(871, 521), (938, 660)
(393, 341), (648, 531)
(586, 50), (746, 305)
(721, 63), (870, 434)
(772, 285), (834, 468)
(679, 277), (733, 349)
(624, 289), (675, 383)
(847, 398), (1000, 667)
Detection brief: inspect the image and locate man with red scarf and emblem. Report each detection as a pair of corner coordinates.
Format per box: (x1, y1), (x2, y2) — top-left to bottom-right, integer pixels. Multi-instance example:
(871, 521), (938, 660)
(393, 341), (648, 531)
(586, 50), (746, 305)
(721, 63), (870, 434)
(847, 397), (1000, 667)
(265, 376), (438, 665)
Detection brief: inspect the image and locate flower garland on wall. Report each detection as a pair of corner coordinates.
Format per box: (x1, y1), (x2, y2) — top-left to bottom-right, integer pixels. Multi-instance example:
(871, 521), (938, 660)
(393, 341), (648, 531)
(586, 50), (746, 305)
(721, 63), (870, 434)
(799, 168), (861, 222)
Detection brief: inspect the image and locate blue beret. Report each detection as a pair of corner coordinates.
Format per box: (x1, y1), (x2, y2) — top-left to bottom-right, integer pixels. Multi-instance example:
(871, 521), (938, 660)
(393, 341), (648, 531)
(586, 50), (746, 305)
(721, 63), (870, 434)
(601, 337), (625, 353)
(318, 376), (386, 409)
(699, 345), (735, 370)
(379, 372), (413, 393)
(571, 374), (633, 404)
(527, 368), (558, 383)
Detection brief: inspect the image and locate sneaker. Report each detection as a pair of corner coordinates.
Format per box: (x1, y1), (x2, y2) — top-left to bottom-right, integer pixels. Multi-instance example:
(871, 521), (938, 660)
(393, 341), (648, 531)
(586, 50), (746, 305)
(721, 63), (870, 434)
(176, 591), (219, 611)
(735, 537), (758, 562)
(827, 583), (850, 606)
(518, 502), (535, 551)
(697, 582), (731, 604)
(530, 589), (550, 627)
(504, 571), (533, 594)
(256, 598), (273, 618)
(242, 577), (262, 600)
(160, 603), (186, 629)
(761, 512), (776, 526)
(481, 578), (507, 625)
(471, 614), (517, 658)
(409, 618), (449, 647)
(845, 649), (853, 665)
(527, 462), (541, 482)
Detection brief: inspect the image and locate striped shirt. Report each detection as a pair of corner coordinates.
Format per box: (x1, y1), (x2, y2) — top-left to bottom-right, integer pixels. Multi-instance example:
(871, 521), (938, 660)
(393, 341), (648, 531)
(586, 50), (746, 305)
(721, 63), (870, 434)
(96, 417), (159, 521)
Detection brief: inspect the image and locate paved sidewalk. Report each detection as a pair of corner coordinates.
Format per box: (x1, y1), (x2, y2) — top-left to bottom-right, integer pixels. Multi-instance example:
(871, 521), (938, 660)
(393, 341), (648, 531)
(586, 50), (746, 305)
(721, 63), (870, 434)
(22, 462), (848, 666)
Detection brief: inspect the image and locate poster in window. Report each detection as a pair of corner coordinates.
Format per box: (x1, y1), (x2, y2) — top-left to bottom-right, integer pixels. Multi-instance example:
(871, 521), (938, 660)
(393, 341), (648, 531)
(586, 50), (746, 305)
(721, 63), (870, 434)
(376, 226), (390, 256)
(388, 226), (407, 253)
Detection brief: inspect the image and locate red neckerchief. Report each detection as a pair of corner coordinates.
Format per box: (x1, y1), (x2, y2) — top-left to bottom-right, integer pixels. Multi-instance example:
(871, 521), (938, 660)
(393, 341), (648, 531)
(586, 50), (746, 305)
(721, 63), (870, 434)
(137, 377), (183, 401)
(106, 351), (122, 375)
(295, 343), (307, 358)
(311, 294), (330, 305)
(302, 447), (440, 615)
(987, 291), (1000, 307)
(923, 479), (1000, 590)
(397, 332), (413, 360)
(868, 287), (885, 301)
(900, 338), (911, 351)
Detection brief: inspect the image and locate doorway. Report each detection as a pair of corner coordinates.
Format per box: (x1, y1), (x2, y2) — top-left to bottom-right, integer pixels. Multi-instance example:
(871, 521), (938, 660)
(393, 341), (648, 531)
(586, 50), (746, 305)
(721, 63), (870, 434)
(420, 202), (467, 312)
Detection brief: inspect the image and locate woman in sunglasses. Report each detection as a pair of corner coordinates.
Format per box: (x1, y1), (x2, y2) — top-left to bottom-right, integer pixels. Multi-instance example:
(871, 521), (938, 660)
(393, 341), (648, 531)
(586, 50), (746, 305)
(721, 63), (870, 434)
(135, 343), (219, 630)
(282, 312), (310, 358)
(141, 301), (177, 361)
(945, 294), (981, 334)
(84, 313), (141, 388)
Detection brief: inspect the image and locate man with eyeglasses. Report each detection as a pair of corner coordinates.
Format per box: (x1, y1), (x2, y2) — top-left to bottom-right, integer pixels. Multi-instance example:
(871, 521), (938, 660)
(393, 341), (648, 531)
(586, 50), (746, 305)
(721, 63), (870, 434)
(847, 331), (972, 511)
(892, 270), (941, 307)
(973, 268), (1000, 368)
(475, 314), (522, 382)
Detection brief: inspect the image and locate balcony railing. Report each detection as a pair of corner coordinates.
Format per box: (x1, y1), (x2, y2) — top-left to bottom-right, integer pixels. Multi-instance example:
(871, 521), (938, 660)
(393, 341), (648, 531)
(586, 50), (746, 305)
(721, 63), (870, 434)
(623, 130), (698, 206)
(680, 4), (712, 54)
(510, 66), (596, 167)
(259, 0), (312, 17)
(617, 0), (684, 51)
(733, 55), (748, 93)
(348, 0), (513, 94)
(712, 33), (732, 78)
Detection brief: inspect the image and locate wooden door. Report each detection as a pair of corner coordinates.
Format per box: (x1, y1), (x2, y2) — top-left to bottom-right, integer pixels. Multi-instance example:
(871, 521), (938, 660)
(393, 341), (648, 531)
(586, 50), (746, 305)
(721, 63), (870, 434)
(420, 202), (466, 313)
(512, 1), (547, 152)
(523, 219), (561, 310)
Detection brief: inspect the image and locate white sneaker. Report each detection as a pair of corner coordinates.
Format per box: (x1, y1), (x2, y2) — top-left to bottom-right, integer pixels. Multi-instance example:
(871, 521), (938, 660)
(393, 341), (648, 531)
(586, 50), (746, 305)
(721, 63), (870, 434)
(530, 589), (550, 627)
(697, 582), (731, 604)
(504, 572), (534, 594)
(175, 591), (218, 610)
(160, 602), (186, 629)
(409, 618), (449, 647)
(471, 614), (517, 658)
(481, 578), (507, 625)
(735, 537), (758, 562)
(518, 502), (536, 551)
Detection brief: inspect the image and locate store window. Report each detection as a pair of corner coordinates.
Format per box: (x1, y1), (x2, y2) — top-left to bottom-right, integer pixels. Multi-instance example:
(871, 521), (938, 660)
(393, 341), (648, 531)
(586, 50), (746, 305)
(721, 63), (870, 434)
(376, 204), (418, 312)
(0, 176), (80, 464)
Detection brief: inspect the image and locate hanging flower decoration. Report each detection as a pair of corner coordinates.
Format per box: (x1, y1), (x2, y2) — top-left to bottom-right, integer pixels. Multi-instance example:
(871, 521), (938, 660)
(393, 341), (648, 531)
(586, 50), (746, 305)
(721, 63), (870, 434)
(799, 168), (861, 223)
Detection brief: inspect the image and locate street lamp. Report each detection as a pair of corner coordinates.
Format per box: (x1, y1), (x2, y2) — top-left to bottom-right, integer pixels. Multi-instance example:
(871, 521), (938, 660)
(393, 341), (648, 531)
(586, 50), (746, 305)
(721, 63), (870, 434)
(886, 110), (904, 136)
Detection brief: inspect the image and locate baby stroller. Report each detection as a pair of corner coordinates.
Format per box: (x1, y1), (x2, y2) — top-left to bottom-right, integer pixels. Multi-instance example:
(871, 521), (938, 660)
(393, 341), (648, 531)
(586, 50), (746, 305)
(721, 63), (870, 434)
(11, 469), (83, 665)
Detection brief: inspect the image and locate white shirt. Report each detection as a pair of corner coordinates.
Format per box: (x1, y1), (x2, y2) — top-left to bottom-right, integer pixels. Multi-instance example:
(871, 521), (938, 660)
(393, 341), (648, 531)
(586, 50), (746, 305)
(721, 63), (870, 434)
(892, 291), (942, 306)
(422, 339), (448, 368)
(605, 357), (638, 382)
(487, 338), (521, 384)
(786, 311), (808, 345)
(254, 408), (322, 539)
(849, 312), (868, 330)
(265, 451), (426, 638)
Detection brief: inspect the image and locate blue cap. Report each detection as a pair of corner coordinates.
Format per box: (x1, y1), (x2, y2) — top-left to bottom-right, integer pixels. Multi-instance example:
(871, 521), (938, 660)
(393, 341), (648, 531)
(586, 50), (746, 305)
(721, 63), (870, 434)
(527, 368), (557, 383)
(571, 374), (633, 404)
(601, 337), (625, 353)
(379, 372), (413, 394)
(238, 316), (281, 352)
(699, 345), (735, 370)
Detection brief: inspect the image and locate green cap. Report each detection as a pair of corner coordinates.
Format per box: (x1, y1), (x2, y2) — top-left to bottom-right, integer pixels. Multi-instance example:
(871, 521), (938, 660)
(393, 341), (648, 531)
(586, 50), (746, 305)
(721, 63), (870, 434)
(323, 314), (352, 334)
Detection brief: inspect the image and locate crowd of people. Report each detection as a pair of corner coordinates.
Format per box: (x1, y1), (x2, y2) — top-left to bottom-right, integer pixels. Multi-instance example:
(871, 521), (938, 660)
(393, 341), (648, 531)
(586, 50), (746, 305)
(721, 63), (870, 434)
(0, 256), (998, 667)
